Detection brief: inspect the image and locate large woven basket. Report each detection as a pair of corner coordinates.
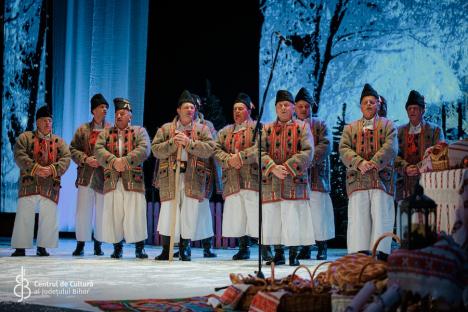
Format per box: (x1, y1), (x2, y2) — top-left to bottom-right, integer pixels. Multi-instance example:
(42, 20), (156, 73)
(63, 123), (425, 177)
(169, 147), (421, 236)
(276, 263), (332, 312)
(326, 232), (400, 295)
(248, 262), (333, 312)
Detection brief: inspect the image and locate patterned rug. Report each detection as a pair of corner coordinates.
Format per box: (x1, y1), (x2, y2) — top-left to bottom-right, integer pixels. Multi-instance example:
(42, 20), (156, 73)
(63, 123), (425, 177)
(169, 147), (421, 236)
(86, 295), (223, 312)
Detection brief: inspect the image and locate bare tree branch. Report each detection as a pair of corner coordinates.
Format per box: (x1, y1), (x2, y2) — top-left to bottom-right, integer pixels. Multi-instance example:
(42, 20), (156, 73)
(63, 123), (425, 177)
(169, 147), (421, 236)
(313, 0), (349, 106)
(334, 27), (411, 47)
(406, 33), (431, 48)
(312, 1), (323, 81)
(330, 48), (360, 60)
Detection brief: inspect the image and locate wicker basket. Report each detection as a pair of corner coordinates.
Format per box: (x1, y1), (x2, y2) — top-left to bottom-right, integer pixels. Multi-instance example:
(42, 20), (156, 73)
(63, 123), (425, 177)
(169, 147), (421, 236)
(276, 263), (332, 312)
(326, 232), (400, 295)
(424, 142), (449, 171)
(249, 262), (333, 312)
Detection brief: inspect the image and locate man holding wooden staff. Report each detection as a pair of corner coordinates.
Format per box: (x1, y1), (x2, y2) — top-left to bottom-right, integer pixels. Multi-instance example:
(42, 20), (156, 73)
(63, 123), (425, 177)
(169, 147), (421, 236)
(152, 90), (215, 261)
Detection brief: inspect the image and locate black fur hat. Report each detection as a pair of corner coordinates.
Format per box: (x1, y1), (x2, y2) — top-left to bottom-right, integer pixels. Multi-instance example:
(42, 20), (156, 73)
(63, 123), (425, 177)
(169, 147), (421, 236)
(275, 90), (294, 104)
(91, 93), (109, 112)
(113, 98), (132, 112)
(178, 90), (195, 107)
(295, 87), (318, 114)
(234, 92), (254, 110)
(405, 90), (425, 109)
(360, 83), (379, 103)
(36, 105), (52, 120)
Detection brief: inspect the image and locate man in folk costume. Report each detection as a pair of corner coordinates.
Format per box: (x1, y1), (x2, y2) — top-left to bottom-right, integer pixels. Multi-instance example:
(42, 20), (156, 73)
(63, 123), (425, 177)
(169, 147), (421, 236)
(339, 83), (398, 259)
(294, 87), (335, 260)
(261, 90), (315, 266)
(395, 90), (444, 201)
(94, 98), (150, 259)
(70, 94), (111, 256)
(214, 92), (259, 260)
(152, 90), (215, 261)
(11, 106), (71, 257)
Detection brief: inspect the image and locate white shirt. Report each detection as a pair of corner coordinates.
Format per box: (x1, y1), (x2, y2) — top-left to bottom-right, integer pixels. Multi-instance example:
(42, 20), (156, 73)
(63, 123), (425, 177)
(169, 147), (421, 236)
(362, 116), (375, 130)
(409, 123), (422, 134)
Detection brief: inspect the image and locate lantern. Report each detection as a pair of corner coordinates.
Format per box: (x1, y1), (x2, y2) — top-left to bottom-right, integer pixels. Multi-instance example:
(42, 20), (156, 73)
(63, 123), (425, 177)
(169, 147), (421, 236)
(399, 184), (437, 249)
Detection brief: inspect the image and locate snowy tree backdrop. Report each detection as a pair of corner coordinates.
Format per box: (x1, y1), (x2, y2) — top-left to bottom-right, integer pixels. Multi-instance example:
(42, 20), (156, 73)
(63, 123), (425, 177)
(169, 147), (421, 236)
(2, 0), (49, 213)
(259, 0), (467, 242)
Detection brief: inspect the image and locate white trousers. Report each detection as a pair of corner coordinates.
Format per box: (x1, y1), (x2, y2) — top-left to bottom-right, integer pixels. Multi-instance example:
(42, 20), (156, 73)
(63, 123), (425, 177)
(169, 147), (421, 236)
(101, 180), (148, 243)
(347, 189), (394, 254)
(222, 190), (259, 238)
(158, 176), (214, 243)
(309, 191), (335, 241)
(11, 195), (58, 248)
(262, 200), (315, 246)
(75, 185), (104, 242)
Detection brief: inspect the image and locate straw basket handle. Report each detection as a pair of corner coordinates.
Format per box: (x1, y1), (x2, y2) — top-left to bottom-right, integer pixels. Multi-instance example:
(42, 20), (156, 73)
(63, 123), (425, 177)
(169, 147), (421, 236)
(311, 261), (333, 283)
(371, 232), (401, 258)
(284, 264), (320, 293)
(357, 261), (385, 284)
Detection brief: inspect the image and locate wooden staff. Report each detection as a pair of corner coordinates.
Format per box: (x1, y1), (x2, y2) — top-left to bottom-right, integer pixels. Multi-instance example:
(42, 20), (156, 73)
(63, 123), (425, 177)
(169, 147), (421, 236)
(168, 146), (182, 262)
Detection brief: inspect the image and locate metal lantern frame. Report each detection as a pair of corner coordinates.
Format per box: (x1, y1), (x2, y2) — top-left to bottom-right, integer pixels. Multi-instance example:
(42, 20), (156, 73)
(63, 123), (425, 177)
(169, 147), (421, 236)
(399, 184), (438, 250)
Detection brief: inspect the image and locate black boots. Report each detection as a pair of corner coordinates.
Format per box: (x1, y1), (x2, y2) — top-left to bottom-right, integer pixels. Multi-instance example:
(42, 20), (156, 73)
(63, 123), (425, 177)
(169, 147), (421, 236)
(94, 239), (104, 256)
(297, 245), (311, 260)
(36, 247), (50, 256)
(12, 247), (51, 257)
(266, 245), (285, 266)
(173, 245), (191, 258)
(135, 241), (148, 259)
(262, 245), (273, 262)
(155, 236), (170, 260)
(110, 241), (147, 259)
(157, 236), (191, 261)
(72, 241), (85, 256)
(289, 246), (300, 266)
(11, 248), (25, 257)
(202, 237), (217, 258)
(12, 247), (50, 257)
(73, 239), (104, 256)
(232, 236), (250, 260)
(110, 241), (123, 259)
(316, 241), (328, 260)
(265, 246), (299, 266)
(155, 245), (169, 260)
(179, 238), (191, 261)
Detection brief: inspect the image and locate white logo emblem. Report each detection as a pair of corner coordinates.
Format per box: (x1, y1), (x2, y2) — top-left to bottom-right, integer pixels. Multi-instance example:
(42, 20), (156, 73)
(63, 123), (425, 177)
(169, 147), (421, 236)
(14, 266), (31, 302)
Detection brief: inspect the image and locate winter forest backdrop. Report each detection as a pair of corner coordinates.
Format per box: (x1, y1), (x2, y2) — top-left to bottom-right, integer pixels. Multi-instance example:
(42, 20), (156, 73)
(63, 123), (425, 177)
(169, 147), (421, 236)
(2, 0), (467, 237)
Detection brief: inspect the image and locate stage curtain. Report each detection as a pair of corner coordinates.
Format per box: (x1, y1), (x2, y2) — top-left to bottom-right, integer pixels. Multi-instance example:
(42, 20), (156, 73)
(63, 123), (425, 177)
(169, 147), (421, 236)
(52, 0), (149, 231)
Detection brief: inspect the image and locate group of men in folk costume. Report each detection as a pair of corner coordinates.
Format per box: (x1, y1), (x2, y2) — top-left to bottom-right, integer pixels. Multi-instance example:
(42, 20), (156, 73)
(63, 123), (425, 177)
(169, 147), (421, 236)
(10, 97), (151, 258)
(339, 84), (443, 259)
(10, 83), (444, 263)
